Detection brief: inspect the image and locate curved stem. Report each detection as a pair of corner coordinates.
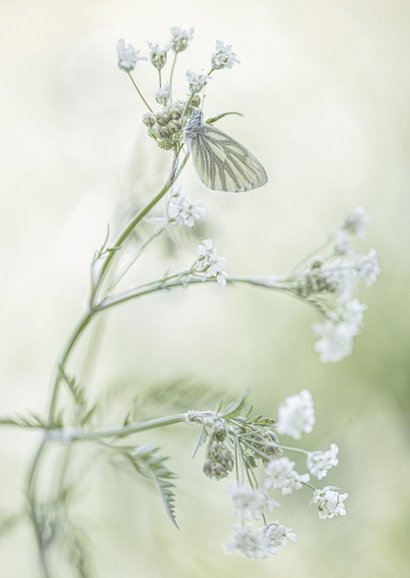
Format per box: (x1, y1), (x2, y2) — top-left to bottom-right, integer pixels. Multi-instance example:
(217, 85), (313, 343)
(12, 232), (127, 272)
(127, 72), (153, 112)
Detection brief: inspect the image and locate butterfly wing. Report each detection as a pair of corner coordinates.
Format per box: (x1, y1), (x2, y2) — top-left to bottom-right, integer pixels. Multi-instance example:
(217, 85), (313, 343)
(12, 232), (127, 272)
(188, 125), (268, 192)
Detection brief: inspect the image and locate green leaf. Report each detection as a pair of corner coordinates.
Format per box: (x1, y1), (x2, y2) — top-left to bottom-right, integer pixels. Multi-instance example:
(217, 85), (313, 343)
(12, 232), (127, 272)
(205, 111), (244, 124)
(123, 444), (178, 528)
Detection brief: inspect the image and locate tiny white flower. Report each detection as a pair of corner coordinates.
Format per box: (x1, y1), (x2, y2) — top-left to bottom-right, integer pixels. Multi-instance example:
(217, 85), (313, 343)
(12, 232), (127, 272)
(225, 525), (269, 559)
(154, 83), (171, 105)
(312, 486), (348, 519)
(195, 240), (227, 286)
(186, 70), (211, 94)
(355, 249), (380, 286)
(332, 229), (353, 256)
(228, 482), (279, 520)
(171, 27), (194, 52)
(117, 39), (146, 72)
(313, 299), (366, 363)
(225, 522), (295, 559)
(167, 188), (205, 227)
(306, 443), (339, 480)
(263, 522), (296, 553)
(343, 206), (370, 237)
(276, 390), (315, 439)
(211, 40), (240, 70)
(264, 457), (310, 495)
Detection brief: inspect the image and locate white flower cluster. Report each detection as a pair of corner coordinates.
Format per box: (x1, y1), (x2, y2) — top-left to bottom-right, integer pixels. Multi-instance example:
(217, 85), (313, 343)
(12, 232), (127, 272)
(313, 298), (367, 362)
(228, 482), (279, 520)
(194, 240), (227, 286)
(211, 40), (240, 70)
(186, 70), (211, 94)
(307, 443), (339, 480)
(148, 42), (170, 70)
(276, 389), (315, 439)
(154, 83), (171, 105)
(312, 486), (348, 519)
(226, 522), (296, 560)
(167, 188), (205, 228)
(223, 391), (347, 559)
(117, 39), (146, 72)
(170, 27), (194, 53)
(265, 457), (310, 495)
(294, 207), (380, 363)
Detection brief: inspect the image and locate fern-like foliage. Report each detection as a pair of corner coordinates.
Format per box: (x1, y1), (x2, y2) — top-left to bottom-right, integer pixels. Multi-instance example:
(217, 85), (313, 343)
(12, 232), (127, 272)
(0, 412), (63, 430)
(119, 444), (178, 528)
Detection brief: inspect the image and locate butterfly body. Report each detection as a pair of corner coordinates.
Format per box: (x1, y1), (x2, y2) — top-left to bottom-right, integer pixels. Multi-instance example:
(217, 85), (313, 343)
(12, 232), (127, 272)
(184, 110), (268, 192)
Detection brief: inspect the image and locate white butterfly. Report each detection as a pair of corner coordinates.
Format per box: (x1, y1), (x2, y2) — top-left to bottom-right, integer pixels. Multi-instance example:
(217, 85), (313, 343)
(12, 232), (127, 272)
(183, 110), (268, 192)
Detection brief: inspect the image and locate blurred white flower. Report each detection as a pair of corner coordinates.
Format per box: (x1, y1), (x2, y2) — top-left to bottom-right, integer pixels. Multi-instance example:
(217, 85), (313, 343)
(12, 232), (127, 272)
(263, 522), (296, 553)
(211, 40), (240, 70)
(167, 188), (205, 228)
(117, 39), (146, 72)
(343, 206), (370, 237)
(225, 525), (269, 559)
(306, 443), (339, 480)
(170, 27), (194, 52)
(226, 522), (295, 559)
(264, 457), (310, 495)
(228, 482), (279, 520)
(312, 486), (348, 520)
(186, 70), (211, 94)
(355, 249), (380, 286)
(195, 239), (227, 286)
(313, 299), (366, 363)
(155, 83), (171, 105)
(276, 390), (315, 439)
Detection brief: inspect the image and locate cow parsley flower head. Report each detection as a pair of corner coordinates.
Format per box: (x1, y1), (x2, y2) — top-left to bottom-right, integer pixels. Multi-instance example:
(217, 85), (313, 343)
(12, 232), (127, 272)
(263, 522), (297, 553)
(211, 40), (240, 70)
(355, 249), (380, 286)
(117, 39), (146, 72)
(148, 42), (170, 70)
(225, 525), (269, 559)
(170, 27), (194, 52)
(264, 457), (310, 495)
(167, 188), (205, 227)
(195, 240), (227, 286)
(226, 523), (296, 559)
(343, 206), (370, 237)
(228, 483), (279, 520)
(186, 70), (211, 94)
(313, 299), (366, 363)
(276, 390), (315, 439)
(312, 486), (348, 520)
(307, 443), (339, 480)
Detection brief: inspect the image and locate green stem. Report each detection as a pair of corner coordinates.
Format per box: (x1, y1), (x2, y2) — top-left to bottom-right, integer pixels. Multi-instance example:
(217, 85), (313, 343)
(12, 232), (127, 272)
(127, 72), (153, 112)
(169, 52), (177, 100)
(91, 151), (188, 304)
(279, 444), (310, 455)
(61, 413), (188, 442)
(48, 311), (93, 421)
(96, 274), (287, 313)
(26, 440), (52, 578)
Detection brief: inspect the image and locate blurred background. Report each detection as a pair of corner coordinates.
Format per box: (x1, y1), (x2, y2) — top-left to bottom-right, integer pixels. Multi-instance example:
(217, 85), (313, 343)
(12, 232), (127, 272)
(1, 0), (409, 576)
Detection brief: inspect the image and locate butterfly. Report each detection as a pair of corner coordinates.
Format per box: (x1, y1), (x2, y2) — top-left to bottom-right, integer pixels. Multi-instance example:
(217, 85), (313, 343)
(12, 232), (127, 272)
(183, 110), (268, 192)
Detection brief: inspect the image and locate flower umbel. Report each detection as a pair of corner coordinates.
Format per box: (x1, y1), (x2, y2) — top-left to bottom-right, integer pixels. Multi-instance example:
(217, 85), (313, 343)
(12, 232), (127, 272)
(117, 39), (146, 71)
(264, 457), (310, 495)
(306, 443), (339, 480)
(211, 40), (240, 70)
(194, 240), (227, 286)
(167, 188), (205, 227)
(276, 390), (315, 439)
(312, 486), (348, 520)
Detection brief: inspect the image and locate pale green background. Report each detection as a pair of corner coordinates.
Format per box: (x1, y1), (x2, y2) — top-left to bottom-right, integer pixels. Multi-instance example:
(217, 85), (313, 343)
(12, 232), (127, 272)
(1, 0), (409, 576)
